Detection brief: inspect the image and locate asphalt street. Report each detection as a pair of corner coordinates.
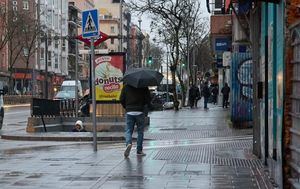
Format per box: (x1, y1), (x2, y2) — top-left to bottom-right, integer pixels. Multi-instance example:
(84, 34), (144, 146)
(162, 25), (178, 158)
(0, 104), (273, 189)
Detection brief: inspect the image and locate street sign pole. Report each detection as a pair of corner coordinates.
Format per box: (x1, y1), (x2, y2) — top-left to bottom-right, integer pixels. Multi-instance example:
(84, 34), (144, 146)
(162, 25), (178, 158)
(82, 9), (100, 151)
(91, 37), (97, 152)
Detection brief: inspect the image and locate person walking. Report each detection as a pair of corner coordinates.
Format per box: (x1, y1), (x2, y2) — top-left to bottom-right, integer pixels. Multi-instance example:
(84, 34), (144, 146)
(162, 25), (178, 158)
(202, 82), (210, 110)
(194, 85), (201, 108)
(211, 85), (218, 105)
(120, 84), (151, 158)
(221, 83), (230, 108)
(188, 85), (196, 109)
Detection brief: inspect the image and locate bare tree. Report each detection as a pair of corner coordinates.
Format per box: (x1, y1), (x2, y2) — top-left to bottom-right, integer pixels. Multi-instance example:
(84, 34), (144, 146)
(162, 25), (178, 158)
(127, 0), (195, 110)
(20, 11), (41, 93)
(0, 3), (20, 52)
(129, 0), (209, 107)
(6, 7), (40, 94)
(148, 42), (164, 70)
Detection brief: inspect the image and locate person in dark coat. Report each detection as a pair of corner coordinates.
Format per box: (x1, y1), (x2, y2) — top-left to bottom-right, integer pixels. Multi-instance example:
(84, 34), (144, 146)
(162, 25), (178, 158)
(120, 84), (151, 157)
(202, 82), (210, 109)
(221, 83), (230, 108)
(188, 85), (198, 109)
(194, 85), (201, 108)
(211, 86), (218, 105)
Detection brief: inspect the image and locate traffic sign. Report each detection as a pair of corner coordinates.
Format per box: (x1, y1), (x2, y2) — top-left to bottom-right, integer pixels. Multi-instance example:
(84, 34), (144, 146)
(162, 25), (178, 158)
(82, 9), (99, 38)
(76, 31), (109, 47)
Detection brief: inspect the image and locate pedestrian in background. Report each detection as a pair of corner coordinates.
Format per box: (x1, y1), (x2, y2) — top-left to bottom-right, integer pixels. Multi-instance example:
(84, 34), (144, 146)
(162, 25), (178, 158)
(221, 83), (230, 108)
(202, 82), (210, 110)
(188, 85), (197, 109)
(120, 84), (151, 158)
(211, 85), (218, 105)
(194, 85), (201, 108)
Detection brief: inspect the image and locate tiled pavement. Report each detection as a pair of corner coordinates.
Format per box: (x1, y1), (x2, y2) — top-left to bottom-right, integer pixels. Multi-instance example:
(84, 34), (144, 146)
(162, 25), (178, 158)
(0, 105), (273, 189)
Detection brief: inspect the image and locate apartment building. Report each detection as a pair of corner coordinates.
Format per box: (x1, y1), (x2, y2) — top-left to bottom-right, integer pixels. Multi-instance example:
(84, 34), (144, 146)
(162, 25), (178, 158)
(94, 0), (130, 53)
(68, 0), (94, 89)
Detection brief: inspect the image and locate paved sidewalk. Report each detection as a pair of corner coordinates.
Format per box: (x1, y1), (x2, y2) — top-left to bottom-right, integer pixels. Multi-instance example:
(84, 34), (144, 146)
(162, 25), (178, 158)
(0, 105), (273, 189)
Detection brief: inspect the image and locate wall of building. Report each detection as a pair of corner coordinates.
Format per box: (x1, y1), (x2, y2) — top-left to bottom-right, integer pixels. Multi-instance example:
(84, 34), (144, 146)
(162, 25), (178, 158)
(259, 2), (285, 187)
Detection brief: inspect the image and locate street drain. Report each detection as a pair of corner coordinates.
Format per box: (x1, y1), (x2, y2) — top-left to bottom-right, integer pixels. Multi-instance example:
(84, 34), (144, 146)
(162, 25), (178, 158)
(26, 173), (43, 178)
(59, 176), (100, 181)
(153, 142), (262, 168)
(42, 158), (80, 161)
(160, 128), (187, 131)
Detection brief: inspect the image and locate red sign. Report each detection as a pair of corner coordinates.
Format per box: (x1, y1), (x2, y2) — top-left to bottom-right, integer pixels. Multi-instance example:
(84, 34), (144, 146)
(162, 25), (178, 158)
(76, 31), (109, 47)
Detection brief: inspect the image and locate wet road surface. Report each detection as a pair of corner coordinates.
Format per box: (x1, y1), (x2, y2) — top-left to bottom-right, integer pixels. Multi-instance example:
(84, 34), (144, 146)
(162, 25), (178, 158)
(0, 105), (272, 189)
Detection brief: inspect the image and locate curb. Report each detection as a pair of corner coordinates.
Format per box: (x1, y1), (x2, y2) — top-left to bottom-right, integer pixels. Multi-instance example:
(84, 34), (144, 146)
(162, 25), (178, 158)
(1, 134), (125, 142)
(0, 133), (151, 142)
(4, 104), (30, 108)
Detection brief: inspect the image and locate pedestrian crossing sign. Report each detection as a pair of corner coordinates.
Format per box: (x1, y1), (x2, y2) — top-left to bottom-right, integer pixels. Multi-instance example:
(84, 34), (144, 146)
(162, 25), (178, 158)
(82, 9), (99, 39)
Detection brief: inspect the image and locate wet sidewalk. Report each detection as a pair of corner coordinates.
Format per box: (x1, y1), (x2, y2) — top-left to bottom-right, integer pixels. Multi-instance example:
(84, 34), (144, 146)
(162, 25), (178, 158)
(0, 105), (273, 189)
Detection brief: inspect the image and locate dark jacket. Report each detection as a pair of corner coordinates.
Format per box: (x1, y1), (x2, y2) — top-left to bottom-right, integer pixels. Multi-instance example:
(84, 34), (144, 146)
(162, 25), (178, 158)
(221, 86), (230, 96)
(202, 85), (210, 98)
(120, 85), (151, 112)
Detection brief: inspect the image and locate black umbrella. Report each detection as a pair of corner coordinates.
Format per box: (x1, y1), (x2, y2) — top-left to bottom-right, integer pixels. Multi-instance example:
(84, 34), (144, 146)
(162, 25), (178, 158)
(122, 68), (164, 88)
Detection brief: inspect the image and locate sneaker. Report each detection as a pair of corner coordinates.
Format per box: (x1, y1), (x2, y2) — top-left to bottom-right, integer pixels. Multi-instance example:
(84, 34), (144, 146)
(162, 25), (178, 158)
(137, 151), (146, 156)
(124, 144), (132, 158)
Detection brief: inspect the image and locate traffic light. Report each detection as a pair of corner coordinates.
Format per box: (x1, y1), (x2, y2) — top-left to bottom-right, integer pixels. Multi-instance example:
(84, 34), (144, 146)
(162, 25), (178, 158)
(148, 56), (153, 65)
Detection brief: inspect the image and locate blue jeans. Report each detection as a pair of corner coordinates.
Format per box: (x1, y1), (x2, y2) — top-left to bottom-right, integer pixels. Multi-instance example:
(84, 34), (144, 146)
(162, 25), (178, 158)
(204, 97), (209, 108)
(125, 113), (145, 152)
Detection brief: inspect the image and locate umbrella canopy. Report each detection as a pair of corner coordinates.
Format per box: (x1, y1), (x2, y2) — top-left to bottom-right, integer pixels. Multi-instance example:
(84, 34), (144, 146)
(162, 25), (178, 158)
(122, 68), (164, 88)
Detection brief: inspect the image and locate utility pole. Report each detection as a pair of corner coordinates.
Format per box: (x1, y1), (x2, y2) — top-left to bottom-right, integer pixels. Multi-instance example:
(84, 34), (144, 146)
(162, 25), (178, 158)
(166, 51), (169, 102)
(34, 0), (41, 97)
(44, 33), (48, 99)
(119, 0), (123, 52)
(138, 18), (142, 68)
(75, 26), (79, 118)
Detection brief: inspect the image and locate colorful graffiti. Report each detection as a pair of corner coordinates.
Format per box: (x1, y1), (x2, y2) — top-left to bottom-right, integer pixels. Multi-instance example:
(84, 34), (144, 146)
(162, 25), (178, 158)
(231, 53), (253, 125)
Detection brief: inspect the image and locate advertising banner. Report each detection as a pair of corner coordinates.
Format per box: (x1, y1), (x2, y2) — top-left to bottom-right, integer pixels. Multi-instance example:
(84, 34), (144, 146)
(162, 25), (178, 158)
(94, 53), (125, 102)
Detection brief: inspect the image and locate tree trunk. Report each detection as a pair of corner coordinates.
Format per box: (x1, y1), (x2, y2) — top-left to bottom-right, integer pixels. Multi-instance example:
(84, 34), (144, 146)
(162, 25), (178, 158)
(171, 67), (179, 111)
(176, 70), (186, 107)
(8, 70), (13, 95)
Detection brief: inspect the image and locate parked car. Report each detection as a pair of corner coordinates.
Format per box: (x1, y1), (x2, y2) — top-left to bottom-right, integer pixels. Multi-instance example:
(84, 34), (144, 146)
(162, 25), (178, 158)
(60, 80), (83, 98)
(54, 90), (75, 100)
(150, 91), (174, 111)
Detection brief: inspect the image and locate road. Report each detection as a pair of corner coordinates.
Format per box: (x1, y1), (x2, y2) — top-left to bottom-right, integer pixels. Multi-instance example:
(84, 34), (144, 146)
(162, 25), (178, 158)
(3, 106), (30, 132)
(0, 104), (273, 188)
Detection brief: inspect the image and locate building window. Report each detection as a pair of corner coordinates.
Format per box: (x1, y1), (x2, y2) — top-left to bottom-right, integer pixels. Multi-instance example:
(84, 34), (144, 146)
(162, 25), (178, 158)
(40, 48), (45, 59)
(111, 38), (114, 45)
(23, 0), (29, 10)
(13, 6), (17, 11)
(111, 26), (115, 33)
(47, 51), (51, 66)
(13, 1), (17, 5)
(55, 55), (58, 68)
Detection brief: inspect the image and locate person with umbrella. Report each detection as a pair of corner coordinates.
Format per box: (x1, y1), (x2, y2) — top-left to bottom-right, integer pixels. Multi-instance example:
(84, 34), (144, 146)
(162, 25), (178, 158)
(121, 68), (163, 158)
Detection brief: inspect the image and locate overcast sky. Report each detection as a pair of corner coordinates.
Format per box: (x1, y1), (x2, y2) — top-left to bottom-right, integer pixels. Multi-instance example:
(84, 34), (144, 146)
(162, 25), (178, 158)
(130, 2), (210, 41)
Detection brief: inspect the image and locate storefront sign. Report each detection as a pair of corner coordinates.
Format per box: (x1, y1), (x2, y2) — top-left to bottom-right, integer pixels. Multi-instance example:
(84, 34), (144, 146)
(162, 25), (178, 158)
(215, 38), (231, 51)
(94, 53), (125, 102)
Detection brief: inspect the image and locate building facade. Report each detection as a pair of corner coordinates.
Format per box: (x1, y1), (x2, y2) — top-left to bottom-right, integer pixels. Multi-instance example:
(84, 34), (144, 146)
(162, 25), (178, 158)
(68, 0), (94, 90)
(94, 0), (131, 62)
(38, 0), (69, 98)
